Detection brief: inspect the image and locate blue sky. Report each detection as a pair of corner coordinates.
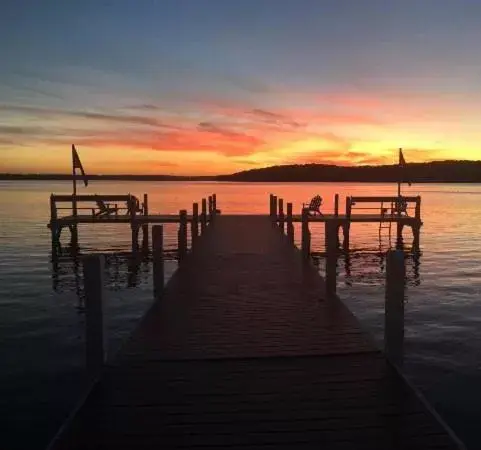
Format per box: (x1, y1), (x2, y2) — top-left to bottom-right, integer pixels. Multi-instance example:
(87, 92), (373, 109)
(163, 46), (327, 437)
(1, 0), (481, 174)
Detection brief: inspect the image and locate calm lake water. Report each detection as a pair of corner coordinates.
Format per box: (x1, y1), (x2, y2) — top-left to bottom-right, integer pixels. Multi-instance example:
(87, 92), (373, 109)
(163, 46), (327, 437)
(1, 180), (481, 449)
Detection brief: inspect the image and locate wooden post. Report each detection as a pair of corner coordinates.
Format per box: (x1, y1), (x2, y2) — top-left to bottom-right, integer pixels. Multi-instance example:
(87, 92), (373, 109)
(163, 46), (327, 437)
(152, 225), (164, 298)
(334, 194), (339, 217)
(286, 202), (294, 244)
(385, 249), (405, 366)
(415, 196), (421, 220)
(50, 194), (58, 244)
(272, 195), (278, 222)
(83, 254), (105, 374)
(142, 193), (149, 251)
(413, 196), (422, 251)
(178, 209), (188, 263)
(345, 197), (352, 219)
(386, 249), (405, 301)
(301, 208), (310, 259)
(278, 198), (284, 232)
(412, 224), (421, 252)
(325, 221), (338, 298)
(212, 194), (217, 217)
(201, 198), (207, 234)
(208, 196), (213, 222)
(131, 226), (139, 253)
(396, 222), (404, 249)
(129, 196), (139, 252)
(269, 194), (274, 217)
(342, 223), (350, 253)
(343, 197), (351, 252)
(192, 202), (199, 247)
(70, 225), (79, 251)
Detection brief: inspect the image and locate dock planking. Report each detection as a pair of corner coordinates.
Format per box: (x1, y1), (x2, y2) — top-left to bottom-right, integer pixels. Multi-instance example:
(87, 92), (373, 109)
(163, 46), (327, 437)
(49, 216), (461, 450)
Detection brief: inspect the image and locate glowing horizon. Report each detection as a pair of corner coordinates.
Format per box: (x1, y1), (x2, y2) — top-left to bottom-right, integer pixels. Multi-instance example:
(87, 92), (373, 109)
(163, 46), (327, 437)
(2, 1), (481, 175)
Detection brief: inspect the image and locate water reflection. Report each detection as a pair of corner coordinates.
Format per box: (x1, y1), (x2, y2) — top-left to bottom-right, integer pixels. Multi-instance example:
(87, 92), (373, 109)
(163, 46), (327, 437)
(313, 250), (421, 288)
(51, 250), (153, 306)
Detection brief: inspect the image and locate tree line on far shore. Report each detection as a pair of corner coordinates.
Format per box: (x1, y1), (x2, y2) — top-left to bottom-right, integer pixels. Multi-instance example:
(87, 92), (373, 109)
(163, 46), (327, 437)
(2, 160), (481, 183)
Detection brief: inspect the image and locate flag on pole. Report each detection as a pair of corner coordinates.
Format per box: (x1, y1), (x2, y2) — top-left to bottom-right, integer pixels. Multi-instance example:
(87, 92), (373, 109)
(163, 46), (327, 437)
(399, 148), (411, 186)
(72, 144), (88, 187)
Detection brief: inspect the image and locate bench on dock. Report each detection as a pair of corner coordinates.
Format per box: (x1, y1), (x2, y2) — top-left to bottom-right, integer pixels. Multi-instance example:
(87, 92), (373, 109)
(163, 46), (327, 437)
(348, 196), (420, 220)
(303, 195), (323, 215)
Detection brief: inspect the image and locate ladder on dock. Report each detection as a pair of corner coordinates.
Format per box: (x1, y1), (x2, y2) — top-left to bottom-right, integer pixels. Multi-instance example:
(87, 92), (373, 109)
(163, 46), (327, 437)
(378, 200), (393, 246)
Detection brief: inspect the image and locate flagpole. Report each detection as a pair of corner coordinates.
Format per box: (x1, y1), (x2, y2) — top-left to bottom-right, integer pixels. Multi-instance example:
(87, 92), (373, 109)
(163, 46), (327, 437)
(72, 145), (77, 217)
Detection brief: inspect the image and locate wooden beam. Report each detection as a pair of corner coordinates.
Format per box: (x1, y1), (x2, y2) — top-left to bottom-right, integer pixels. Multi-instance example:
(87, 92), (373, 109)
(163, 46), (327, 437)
(83, 254), (105, 375)
(178, 209), (188, 262)
(152, 225), (164, 298)
(350, 196), (419, 203)
(286, 202), (294, 244)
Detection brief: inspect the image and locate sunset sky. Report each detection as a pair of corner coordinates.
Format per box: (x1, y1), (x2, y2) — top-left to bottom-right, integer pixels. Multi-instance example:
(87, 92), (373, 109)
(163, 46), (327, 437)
(1, 0), (481, 175)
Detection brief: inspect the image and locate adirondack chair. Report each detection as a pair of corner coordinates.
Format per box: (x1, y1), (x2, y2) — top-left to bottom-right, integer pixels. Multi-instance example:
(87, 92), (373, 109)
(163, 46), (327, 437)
(381, 198), (408, 217)
(303, 195), (323, 215)
(394, 198), (408, 216)
(93, 198), (118, 217)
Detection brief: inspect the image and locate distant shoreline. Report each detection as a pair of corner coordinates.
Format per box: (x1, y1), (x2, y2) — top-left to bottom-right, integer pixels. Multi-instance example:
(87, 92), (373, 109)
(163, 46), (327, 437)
(2, 160), (481, 183)
(1, 176), (481, 184)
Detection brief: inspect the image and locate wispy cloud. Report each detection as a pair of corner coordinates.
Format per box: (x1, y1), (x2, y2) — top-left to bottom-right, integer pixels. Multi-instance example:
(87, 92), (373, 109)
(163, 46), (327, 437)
(0, 104), (178, 129)
(249, 109), (303, 128)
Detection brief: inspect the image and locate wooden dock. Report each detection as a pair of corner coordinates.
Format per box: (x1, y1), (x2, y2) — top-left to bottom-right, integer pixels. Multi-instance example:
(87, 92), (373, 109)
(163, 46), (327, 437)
(48, 192), (422, 255)
(49, 215), (461, 450)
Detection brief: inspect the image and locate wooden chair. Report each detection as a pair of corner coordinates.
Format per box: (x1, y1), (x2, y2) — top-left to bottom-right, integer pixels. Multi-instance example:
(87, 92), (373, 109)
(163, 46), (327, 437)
(393, 198), (408, 216)
(93, 199), (118, 217)
(303, 195), (323, 215)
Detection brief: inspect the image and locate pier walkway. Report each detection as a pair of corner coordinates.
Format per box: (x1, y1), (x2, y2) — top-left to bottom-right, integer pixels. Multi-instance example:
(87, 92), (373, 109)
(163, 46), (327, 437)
(50, 216), (460, 449)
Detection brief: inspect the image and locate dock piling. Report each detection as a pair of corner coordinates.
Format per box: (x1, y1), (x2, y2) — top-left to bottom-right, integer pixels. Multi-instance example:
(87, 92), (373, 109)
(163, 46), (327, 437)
(334, 194), (339, 217)
(50, 194), (60, 253)
(396, 223), (404, 249)
(269, 194), (274, 218)
(212, 194), (217, 218)
(129, 196), (139, 252)
(208, 196), (213, 222)
(178, 209), (188, 262)
(325, 221), (338, 298)
(83, 254), (105, 375)
(142, 193), (149, 251)
(286, 202), (294, 244)
(415, 196), (421, 220)
(301, 208), (311, 259)
(201, 199), (207, 233)
(192, 203), (199, 247)
(385, 249), (406, 366)
(272, 195), (278, 222)
(278, 198), (285, 232)
(343, 197), (352, 252)
(413, 196), (422, 252)
(152, 225), (164, 298)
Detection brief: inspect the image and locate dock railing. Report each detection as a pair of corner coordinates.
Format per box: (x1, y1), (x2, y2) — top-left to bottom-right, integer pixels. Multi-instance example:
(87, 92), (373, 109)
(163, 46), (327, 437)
(48, 192), (218, 254)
